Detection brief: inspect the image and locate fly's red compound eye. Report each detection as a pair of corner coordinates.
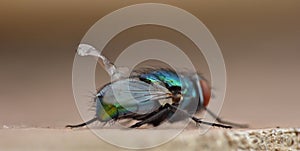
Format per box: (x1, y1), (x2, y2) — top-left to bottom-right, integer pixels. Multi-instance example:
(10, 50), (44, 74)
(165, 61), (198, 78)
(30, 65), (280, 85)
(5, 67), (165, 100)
(200, 80), (211, 107)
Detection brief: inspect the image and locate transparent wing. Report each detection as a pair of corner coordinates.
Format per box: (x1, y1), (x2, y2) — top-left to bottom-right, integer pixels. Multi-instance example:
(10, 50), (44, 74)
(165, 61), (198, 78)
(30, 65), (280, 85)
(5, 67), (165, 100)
(99, 78), (171, 114)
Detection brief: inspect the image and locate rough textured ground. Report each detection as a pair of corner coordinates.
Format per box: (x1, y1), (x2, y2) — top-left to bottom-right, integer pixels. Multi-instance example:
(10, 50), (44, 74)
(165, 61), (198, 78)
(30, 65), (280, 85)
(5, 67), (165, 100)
(0, 127), (299, 151)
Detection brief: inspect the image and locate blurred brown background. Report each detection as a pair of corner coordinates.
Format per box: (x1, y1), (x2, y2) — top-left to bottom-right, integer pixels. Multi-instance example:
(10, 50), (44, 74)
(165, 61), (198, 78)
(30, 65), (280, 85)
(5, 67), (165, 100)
(0, 0), (299, 128)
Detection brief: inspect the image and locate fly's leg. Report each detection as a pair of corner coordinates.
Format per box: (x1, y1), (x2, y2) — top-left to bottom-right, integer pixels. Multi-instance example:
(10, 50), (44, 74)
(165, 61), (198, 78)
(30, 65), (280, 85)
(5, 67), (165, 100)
(165, 104), (232, 129)
(190, 116), (232, 128)
(203, 107), (249, 128)
(66, 117), (98, 128)
(130, 104), (231, 129)
(129, 107), (170, 128)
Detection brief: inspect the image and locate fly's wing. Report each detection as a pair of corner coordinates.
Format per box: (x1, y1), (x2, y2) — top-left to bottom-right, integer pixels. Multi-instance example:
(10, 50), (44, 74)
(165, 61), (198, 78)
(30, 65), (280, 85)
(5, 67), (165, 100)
(100, 78), (171, 115)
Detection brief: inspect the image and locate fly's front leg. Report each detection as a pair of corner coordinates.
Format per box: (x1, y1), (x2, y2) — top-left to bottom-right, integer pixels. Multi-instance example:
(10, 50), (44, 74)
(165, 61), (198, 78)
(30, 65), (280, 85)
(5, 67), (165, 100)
(165, 104), (232, 129)
(203, 107), (249, 128)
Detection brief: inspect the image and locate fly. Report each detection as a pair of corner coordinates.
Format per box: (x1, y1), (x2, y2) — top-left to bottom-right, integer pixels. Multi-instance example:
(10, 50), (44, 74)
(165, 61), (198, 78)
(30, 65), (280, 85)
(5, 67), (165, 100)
(66, 44), (248, 129)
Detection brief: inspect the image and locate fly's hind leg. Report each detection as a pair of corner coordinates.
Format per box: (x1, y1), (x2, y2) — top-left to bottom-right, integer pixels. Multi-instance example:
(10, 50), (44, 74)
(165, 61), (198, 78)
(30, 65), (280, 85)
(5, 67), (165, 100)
(129, 107), (170, 128)
(66, 117), (98, 128)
